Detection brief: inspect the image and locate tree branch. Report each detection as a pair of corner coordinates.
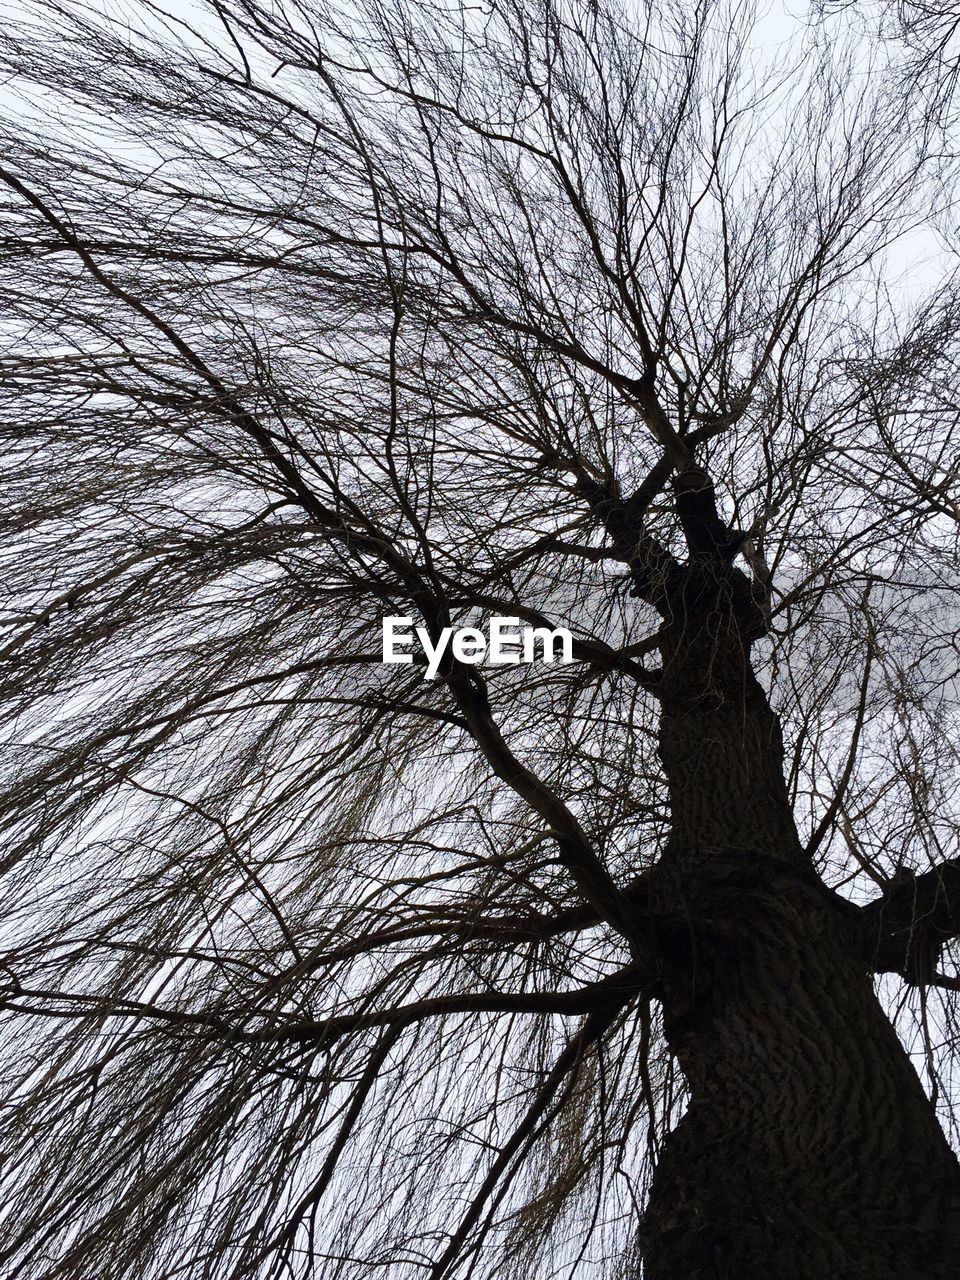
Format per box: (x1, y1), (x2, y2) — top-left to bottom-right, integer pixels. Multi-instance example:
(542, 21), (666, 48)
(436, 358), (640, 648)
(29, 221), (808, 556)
(426, 999), (626, 1280)
(241, 958), (653, 1045)
(859, 859), (960, 982)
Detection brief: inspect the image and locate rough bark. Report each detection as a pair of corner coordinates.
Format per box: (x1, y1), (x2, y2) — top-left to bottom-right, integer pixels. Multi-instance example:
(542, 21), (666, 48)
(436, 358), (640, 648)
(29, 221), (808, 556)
(860, 858), (960, 984)
(637, 507), (960, 1278)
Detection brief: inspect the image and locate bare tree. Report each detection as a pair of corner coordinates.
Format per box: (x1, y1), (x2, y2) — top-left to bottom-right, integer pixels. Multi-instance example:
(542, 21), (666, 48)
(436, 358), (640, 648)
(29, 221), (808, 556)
(821, 0), (960, 118)
(1, 0), (960, 1276)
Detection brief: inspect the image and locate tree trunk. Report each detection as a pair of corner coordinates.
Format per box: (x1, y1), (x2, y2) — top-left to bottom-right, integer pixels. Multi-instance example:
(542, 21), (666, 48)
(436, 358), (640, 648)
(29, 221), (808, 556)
(639, 576), (960, 1278)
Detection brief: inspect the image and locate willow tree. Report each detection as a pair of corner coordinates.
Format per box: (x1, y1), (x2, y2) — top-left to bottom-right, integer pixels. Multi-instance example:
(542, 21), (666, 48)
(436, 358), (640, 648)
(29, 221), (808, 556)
(837, 0), (960, 115)
(2, 0), (960, 1276)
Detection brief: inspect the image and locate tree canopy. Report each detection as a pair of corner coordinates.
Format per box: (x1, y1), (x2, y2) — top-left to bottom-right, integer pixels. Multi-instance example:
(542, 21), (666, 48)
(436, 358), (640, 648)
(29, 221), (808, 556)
(2, 0), (960, 1276)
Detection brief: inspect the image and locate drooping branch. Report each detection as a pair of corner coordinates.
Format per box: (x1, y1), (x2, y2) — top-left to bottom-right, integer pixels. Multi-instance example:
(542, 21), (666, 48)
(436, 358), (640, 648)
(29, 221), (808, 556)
(441, 661), (659, 957)
(250, 1023), (403, 1274)
(0, 165), (656, 965)
(425, 1000), (627, 1280)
